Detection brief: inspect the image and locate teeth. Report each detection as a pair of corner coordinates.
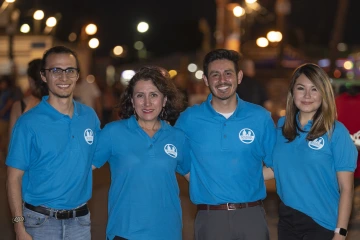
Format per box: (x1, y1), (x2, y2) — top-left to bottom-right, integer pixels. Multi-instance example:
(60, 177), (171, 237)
(218, 86), (229, 91)
(58, 85), (70, 88)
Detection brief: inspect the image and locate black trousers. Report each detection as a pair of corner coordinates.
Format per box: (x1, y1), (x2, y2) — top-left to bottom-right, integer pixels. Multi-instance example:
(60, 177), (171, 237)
(278, 201), (334, 240)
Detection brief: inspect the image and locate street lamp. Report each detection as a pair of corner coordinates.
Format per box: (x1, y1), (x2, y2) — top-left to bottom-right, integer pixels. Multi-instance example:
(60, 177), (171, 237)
(88, 38), (99, 49)
(33, 10), (44, 34)
(256, 37), (269, 47)
(85, 24), (97, 35)
(266, 31), (282, 43)
(137, 22), (149, 33)
(20, 24), (30, 33)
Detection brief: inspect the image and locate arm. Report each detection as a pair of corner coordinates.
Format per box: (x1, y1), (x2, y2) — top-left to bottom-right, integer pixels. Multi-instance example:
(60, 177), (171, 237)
(8, 101), (21, 137)
(6, 167), (32, 240)
(333, 171), (354, 240)
(184, 173), (190, 182)
(263, 166), (274, 181)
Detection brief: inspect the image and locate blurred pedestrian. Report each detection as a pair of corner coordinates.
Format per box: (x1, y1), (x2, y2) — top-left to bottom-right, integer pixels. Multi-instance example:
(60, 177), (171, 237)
(6, 46), (100, 240)
(336, 85), (360, 188)
(8, 59), (48, 136)
(93, 66), (190, 240)
(269, 63), (357, 239)
(236, 58), (269, 106)
(175, 49), (276, 240)
(0, 75), (15, 166)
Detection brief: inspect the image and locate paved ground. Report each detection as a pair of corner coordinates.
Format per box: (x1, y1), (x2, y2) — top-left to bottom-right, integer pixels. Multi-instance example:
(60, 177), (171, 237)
(1, 164), (360, 240)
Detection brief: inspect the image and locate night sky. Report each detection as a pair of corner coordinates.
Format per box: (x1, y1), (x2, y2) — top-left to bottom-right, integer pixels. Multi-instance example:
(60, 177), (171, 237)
(11, 0), (360, 58)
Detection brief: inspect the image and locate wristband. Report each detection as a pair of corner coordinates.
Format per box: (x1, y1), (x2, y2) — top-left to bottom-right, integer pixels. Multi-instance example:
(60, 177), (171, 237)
(334, 227), (347, 236)
(12, 216), (25, 224)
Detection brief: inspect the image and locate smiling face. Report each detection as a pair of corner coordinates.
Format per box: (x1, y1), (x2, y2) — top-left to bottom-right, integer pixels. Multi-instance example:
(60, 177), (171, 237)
(40, 53), (79, 99)
(203, 59), (242, 102)
(293, 73), (322, 121)
(131, 79), (167, 124)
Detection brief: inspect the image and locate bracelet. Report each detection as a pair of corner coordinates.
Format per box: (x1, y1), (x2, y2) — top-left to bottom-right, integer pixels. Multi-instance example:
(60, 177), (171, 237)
(12, 216), (25, 224)
(334, 227), (347, 237)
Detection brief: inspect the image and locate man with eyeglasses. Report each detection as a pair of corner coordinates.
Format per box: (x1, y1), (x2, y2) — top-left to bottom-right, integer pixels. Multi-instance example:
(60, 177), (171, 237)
(6, 46), (100, 240)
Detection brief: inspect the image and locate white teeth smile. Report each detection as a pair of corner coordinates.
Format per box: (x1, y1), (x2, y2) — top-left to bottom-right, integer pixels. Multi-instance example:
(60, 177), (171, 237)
(58, 84), (70, 88)
(218, 86), (229, 91)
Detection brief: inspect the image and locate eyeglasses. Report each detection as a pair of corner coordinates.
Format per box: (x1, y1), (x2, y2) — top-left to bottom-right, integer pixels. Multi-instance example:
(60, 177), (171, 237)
(41, 67), (79, 79)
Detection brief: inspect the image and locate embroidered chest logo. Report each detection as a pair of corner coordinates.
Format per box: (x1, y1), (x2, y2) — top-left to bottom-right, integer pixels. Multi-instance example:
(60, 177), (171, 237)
(239, 128), (255, 144)
(84, 128), (94, 145)
(308, 137), (324, 150)
(164, 144), (177, 158)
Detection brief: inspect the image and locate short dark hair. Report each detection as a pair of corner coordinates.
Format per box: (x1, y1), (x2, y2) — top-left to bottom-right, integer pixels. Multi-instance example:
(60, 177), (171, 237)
(27, 59), (48, 98)
(203, 49), (241, 78)
(40, 46), (80, 71)
(118, 66), (184, 123)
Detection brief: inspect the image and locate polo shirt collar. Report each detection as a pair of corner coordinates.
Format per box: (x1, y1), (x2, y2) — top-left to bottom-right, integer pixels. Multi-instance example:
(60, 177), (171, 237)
(41, 96), (80, 121)
(127, 115), (170, 131)
(205, 94), (245, 118)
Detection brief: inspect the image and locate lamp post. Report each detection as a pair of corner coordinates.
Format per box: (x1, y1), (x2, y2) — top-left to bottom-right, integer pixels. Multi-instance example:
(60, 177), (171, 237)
(135, 21), (149, 59)
(33, 10), (44, 35)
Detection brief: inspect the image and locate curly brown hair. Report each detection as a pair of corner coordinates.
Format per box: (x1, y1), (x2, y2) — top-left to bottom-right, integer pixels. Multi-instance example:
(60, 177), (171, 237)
(118, 66), (184, 123)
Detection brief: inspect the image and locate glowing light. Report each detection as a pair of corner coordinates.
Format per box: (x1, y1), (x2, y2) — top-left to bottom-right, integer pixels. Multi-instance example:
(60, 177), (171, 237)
(68, 33), (77, 42)
(86, 75), (95, 83)
(245, 0), (257, 3)
(46, 17), (57, 27)
(6, 0), (16, 3)
(134, 41), (144, 50)
(88, 38), (99, 49)
(137, 22), (149, 33)
(343, 61), (353, 70)
(187, 63), (197, 73)
(233, 6), (245, 17)
(333, 69), (341, 78)
(266, 31), (282, 42)
(20, 24), (30, 33)
(33, 10), (44, 20)
(195, 70), (204, 80)
(169, 70), (177, 78)
(121, 70), (136, 86)
(337, 43), (347, 52)
(85, 24), (97, 35)
(256, 37), (269, 47)
(113, 46), (124, 56)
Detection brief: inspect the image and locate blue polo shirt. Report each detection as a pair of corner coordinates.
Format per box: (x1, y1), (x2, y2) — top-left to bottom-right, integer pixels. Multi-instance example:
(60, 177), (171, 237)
(93, 116), (190, 240)
(6, 96), (100, 209)
(273, 116), (358, 230)
(175, 94), (276, 204)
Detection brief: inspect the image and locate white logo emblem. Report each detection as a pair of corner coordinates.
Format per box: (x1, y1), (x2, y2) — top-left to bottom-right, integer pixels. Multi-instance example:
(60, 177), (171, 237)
(84, 128), (94, 145)
(350, 130), (360, 147)
(308, 137), (324, 150)
(164, 144), (177, 158)
(239, 128), (255, 144)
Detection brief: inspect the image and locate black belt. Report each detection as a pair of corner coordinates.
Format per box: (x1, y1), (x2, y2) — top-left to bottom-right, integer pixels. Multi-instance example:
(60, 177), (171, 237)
(197, 200), (263, 210)
(24, 202), (89, 219)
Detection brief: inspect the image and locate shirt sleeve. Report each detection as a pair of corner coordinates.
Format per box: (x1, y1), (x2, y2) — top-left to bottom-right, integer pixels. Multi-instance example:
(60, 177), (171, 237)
(332, 123), (358, 172)
(92, 124), (112, 168)
(6, 119), (34, 170)
(262, 113), (277, 168)
(176, 133), (191, 175)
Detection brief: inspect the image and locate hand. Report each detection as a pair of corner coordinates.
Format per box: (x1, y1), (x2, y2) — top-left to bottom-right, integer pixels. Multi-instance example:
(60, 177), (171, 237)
(332, 233), (346, 240)
(16, 231), (32, 240)
(15, 225), (32, 240)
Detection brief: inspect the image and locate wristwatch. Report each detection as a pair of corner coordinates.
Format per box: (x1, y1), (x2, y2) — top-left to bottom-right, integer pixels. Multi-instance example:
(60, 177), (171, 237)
(12, 216), (25, 224)
(334, 227), (347, 236)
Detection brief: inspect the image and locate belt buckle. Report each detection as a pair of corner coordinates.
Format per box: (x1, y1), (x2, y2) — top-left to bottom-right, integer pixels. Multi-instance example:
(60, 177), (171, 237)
(226, 203), (236, 210)
(55, 210), (70, 219)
